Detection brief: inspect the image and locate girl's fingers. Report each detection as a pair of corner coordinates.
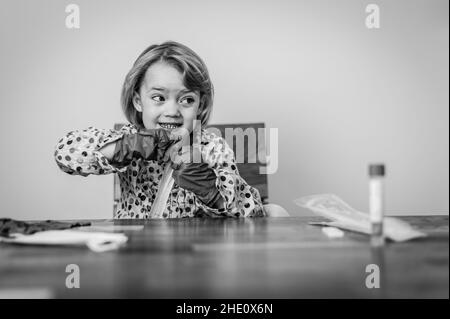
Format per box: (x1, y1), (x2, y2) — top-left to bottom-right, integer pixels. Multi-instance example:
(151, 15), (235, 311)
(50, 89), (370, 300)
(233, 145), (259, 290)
(164, 130), (191, 163)
(169, 145), (194, 166)
(163, 143), (183, 164)
(163, 134), (204, 167)
(171, 161), (182, 170)
(163, 137), (185, 162)
(163, 143), (179, 163)
(170, 145), (204, 165)
(169, 127), (189, 142)
(163, 129), (187, 161)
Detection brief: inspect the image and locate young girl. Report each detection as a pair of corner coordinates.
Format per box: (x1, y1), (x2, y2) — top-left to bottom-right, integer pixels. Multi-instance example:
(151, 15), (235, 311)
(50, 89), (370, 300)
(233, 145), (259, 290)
(54, 41), (267, 219)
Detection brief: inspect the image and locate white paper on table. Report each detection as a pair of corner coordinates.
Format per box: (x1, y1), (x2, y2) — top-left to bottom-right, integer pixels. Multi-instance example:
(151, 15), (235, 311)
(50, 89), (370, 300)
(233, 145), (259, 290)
(295, 194), (426, 242)
(321, 226), (345, 238)
(0, 229), (128, 252)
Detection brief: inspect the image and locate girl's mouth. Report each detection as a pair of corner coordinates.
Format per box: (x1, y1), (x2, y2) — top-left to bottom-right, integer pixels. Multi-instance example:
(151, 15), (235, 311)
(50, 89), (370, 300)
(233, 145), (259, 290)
(158, 122), (183, 130)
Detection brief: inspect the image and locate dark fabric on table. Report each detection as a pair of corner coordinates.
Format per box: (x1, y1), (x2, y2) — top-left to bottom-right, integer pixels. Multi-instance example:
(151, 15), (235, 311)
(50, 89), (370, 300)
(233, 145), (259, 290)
(0, 218), (91, 238)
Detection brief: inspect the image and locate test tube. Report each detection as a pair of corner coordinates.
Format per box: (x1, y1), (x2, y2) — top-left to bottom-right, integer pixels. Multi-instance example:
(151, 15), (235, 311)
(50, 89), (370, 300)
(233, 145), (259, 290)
(369, 164), (385, 245)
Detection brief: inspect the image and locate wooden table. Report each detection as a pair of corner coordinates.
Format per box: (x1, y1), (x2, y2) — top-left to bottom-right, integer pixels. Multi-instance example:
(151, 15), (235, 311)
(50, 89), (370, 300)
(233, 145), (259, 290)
(0, 216), (448, 298)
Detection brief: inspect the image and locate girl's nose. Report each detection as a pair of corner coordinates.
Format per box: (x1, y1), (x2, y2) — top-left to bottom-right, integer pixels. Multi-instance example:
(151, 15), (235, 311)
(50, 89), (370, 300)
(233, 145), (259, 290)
(163, 99), (181, 117)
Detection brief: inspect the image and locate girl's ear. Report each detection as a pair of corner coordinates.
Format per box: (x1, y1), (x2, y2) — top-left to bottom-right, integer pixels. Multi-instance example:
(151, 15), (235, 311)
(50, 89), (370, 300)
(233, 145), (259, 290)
(132, 92), (143, 112)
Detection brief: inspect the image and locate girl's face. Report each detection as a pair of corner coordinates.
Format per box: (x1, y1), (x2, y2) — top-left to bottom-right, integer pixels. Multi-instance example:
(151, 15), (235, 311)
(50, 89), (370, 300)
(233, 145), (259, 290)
(133, 61), (201, 133)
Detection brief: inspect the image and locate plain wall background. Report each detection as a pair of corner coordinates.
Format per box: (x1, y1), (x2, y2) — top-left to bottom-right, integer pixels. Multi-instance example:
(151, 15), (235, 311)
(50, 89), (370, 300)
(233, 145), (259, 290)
(0, 0), (448, 220)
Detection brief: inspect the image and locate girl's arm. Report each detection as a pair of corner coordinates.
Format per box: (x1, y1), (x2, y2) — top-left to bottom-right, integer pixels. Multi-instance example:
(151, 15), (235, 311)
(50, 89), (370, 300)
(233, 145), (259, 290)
(98, 140), (117, 160)
(195, 132), (266, 217)
(54, 124), (136, 176)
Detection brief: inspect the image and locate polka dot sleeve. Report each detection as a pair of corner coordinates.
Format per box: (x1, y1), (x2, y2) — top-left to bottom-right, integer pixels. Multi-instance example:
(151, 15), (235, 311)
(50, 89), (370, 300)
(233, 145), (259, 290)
(54, 124), (137, 176)
(195, 130), (266, 217)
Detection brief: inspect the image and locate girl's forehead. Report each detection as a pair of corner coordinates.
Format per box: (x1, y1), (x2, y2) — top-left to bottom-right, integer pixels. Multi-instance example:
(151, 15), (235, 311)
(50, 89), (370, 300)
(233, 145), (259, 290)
(141, 61), (187, 92)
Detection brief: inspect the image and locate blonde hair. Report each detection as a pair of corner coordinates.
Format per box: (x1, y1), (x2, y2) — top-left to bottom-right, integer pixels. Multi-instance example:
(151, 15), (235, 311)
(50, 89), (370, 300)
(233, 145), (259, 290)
(121, 41), (214, 129)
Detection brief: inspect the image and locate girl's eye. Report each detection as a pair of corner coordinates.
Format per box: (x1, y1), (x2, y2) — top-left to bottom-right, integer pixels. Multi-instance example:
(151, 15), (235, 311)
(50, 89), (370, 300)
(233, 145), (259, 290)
(180, 96), (196, 105)
(151, 95), (165, 102)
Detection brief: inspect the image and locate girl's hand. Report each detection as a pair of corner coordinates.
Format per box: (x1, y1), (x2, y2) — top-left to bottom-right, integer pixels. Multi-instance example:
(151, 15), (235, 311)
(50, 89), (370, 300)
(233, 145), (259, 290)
(163, 128), (224, 209)
(109, 128), (178, 167)
(171, 160), (223, 208)
(163, 127), (201, 166)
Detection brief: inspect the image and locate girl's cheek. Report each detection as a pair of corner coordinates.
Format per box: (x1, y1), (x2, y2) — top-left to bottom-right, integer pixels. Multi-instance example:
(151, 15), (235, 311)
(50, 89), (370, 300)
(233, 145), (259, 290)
(141, 109), (160, 129)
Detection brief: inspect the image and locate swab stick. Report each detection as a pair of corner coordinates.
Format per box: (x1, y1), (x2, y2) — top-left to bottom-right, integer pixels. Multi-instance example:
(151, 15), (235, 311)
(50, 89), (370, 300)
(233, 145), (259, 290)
(149, 164), (174, 218)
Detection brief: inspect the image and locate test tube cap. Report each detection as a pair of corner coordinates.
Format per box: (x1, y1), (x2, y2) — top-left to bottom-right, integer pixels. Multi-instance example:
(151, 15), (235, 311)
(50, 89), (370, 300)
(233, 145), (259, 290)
(369, 164), (385, 176)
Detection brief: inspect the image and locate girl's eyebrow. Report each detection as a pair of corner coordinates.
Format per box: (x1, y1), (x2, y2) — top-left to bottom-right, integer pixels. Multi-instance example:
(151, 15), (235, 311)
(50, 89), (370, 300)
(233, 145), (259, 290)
(149, 87), (166, 92)
(148, 87), (194, 94)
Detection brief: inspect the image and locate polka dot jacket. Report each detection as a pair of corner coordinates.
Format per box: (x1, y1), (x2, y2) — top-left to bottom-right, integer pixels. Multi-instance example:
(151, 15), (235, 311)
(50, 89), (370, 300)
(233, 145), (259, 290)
(54, 124), (266, 219)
